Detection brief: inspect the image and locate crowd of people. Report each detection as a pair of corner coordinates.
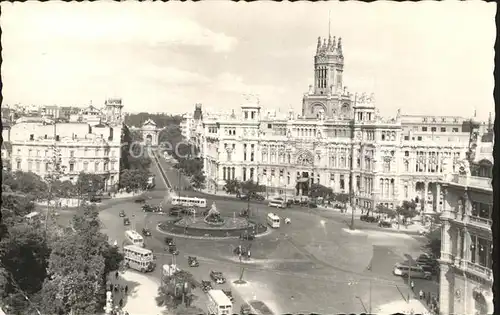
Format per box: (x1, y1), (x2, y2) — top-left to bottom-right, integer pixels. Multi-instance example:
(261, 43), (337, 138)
(108, 271), (131, 315)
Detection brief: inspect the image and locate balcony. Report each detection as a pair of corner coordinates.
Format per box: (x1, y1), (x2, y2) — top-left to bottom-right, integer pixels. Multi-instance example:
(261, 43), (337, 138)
(465, 261), (493, 282)
(450, 174), (492, 191)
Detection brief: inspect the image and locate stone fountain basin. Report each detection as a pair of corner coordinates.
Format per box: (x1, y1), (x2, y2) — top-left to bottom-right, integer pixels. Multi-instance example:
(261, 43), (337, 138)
(174, 216), (252, 230)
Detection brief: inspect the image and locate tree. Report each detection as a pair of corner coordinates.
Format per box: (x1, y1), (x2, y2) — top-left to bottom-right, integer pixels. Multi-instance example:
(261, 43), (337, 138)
(190, 172), (206, 190)
(375, 204), (396, 219)
(76, 172), (105, 196)
(3, 171), (48, 200)
(332, 193), (350, 206)
(310, 183), (333, 199)
(120, 169), (150, 192)
(156, 270), (198, 310)
(0, 223), (51, 314)
(223, 179), (241, 194)
(424, 228), (441, 259)
(52, 180), (76, 198)
(1, 193), (36, 226)
(241, 180), (265, 198)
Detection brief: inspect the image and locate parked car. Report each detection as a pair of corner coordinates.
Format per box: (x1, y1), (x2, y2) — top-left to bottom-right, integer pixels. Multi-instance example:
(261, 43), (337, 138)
(164, 237), (174, 246)
(90, 196), (102, 203)
(378, 221), (392, 228)
(168, 244), (179, 255)
(142, 204), (154, 212)
(188, 256), (199, 267)
(240, 231), (255, 241)
(123, 218), (130, 226)
(210, 271), (226, 284)
(240, 303), (252, 315)
(119, 210), (126, 217)
(360, 215), (378, 223)
(134, 197), (146, 203)
(223, 289), (234, 302)
(308, 203), (318, 208)
(201, 280), (212, 292)
(142, 228), (151, 236)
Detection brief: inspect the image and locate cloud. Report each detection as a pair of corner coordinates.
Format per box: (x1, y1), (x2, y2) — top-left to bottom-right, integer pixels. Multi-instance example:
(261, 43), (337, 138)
(213, 73), (285, 96)
(1, 2), (238, 53)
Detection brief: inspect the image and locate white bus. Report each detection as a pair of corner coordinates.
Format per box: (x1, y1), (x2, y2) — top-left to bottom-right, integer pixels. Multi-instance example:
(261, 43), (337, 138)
(266, 213), (280, 228)
(268, 198), (286, 209)
(171, 195), (207, 208)
(123, 245), (156, 273)
(124, 230), (145, 247)
(207, 289), (233, 315)
(393, 263), (431, 279)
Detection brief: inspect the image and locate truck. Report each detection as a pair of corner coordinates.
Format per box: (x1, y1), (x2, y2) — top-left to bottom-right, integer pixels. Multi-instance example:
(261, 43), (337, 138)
(207, 289), (233, 315)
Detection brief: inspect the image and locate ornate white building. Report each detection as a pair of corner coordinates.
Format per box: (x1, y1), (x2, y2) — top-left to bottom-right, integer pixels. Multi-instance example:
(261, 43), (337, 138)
(186, 34), (489, 212)
(8, 98), (125, 190)
(437, 124), (493, 315)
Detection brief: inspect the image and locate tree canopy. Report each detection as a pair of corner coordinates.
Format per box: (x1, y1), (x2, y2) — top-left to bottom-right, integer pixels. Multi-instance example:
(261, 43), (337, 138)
(119, 168), (150, 192)
(310, 183), (333, 198)
(224, 179), (241, 194)
(241, 180), (265, 197)
(190, 172), (206, 189)
(424, 228), (441, 258)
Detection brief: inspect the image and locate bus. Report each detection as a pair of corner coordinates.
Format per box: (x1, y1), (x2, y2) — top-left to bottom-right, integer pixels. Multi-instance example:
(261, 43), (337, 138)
(266, 213), (280, 228)
(171, 195), (207, 208)
(207, 289), (233, 315)
(125, 230), (145, 247)
(123, 245), (156, 273)
(268, 198), (286, 209)
(393, 263), (431, 279)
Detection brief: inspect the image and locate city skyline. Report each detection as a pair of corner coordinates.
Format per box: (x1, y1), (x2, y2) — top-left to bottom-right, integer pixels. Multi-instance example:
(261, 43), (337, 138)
(2, 1), (495, 120)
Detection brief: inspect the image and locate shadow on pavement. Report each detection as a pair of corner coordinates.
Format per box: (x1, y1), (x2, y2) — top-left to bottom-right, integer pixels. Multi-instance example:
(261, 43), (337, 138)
(106, 271), (141, 310)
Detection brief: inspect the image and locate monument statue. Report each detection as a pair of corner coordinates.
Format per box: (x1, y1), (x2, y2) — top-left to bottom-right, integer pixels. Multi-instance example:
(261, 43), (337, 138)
(205, 202), (222, 223)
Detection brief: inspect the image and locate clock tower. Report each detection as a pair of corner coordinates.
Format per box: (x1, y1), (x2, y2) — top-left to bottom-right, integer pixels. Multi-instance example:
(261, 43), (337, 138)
(302, 35), (352, 119)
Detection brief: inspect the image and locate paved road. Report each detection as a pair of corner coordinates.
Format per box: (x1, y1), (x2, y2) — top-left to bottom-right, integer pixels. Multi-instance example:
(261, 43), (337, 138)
(52, 150), (438, 314)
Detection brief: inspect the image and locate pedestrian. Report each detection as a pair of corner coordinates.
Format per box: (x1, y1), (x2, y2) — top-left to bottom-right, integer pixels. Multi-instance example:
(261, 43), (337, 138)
(410, 280), (415, 291)
(115, 271), (119, 279)
(109, 284), (113, 292)
(114, 285), (118, 293)
(426, 293), (430, 305)
(119, 299), (123, 308)
(419, 289), (423, 300)
(422, 291), (426, 301)
(125, 285), (128, 294)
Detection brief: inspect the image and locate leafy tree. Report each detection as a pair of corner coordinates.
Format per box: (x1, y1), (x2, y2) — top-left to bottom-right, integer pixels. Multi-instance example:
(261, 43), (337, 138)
(52, 180), (76, 198)
(3, 171), (47, 199)
(174, 158), (203, 177)
(0, 223), (51, 314)
(332, 192), (350, 205)
(310, 183), (333, 199)
(157, 270), (198, 310)
(424, 228), (441, 259)
(76, 172), (105, 196)
(224, 179), (241, 194)
(120, 169), (150, 192)
(190, 172), (206, 190)
(1, 193), (36, 226)
(375, 204), (396, 218)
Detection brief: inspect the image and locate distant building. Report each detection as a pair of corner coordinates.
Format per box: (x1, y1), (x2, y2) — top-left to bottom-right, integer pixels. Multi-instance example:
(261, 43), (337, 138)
(9, 99), (125, 190)
(437, 122), (493, 315)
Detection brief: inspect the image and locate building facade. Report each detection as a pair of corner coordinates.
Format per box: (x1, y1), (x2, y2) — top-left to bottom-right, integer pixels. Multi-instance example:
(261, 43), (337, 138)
(437, 126), (493, 315)
(186, 34), (488, 212)
(8, 99), (125, 190)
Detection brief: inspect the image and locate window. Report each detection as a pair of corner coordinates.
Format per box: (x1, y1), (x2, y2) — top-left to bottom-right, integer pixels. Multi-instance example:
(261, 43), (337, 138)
(279, 169), (284, 177)
(30, 134), (34, 140)
(250, 152), (254, 162)
(267, 124), (272, 129)
(383, 160), (390, 173)
(271, 169), (275, 177)
(431, 127), (437, 132)
(28, 161), (32, 171)
(405, 151), (409, 157)
(111, 162), (115, 171)
(251, 112), (255, 119)
(263, 169), (267, 176)
(69, 163), (74, 172)
(17, 161), (21, 170)
(340, 175), (345, 190)
(452, 128), (459, 132)
(381, 132), (385, 141)
(36, 162), (40, 171)
(404, 160), (409, 172)
(417, 136), (422, 141)
(422, 127), (428, 132)
(84, 161), (89, 172)
(242, 167), (247, 181)
(404, 136), (409, 141)
(28, 149), (32, 156)
(95, 162), (99, 172)
(70, 150), (74, 157)
(441, 127), (446, 132)
(244, 112), (248, 119)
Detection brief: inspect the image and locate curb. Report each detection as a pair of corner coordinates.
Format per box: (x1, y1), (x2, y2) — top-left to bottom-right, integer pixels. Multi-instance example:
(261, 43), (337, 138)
(155, 223), (272, 240)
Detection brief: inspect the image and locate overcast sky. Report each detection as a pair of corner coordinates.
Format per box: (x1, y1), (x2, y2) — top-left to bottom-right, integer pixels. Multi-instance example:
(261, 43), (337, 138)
(1, 1), (495, 119)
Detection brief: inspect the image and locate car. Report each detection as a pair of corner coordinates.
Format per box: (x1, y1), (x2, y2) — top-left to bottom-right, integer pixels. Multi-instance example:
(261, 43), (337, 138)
(90, 196), (102, 203)
(240, 231), (255, 241)
(210, 271), (226, 284)
(240, 303), (252, 315)
(168, 244), (179, 255)
(164, 237), (174, 246)
(285, 217), (291, 224)
(201, 280), (212, 292)
(308, 203), (318, 208)
(188, 256), (199, 267)
(378, 221), (392, 228)
(420, 264), (437, 275)
(360, 215), (378, 223)
(134, 197), (146, 203)
(222, 289), (234, 302)
(123, 218), (130, 226)
(238, 194), (249, 200)
(119, 210), (126, 217)
(142, 228), (151, 236)
(142, 204), (155, 212)
(234, 245), (251, 257)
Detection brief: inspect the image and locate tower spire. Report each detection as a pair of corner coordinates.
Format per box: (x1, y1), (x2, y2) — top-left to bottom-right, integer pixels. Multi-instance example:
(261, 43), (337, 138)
(328, 10), (331, 38)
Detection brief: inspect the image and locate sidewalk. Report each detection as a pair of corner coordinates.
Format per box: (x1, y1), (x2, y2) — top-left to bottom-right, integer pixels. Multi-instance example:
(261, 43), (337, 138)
(107, 270), (166, 315)
(374, 298), (431, 315)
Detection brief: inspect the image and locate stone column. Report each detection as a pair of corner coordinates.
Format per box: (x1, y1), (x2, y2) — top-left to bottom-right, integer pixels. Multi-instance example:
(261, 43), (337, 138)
(438, 263), (451, 315)
(436, 183), (441, 212)
(423, 181), (429, 212)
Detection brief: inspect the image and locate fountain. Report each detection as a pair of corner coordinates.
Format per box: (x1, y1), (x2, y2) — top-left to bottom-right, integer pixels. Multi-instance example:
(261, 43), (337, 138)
(158, 202), (268, 238)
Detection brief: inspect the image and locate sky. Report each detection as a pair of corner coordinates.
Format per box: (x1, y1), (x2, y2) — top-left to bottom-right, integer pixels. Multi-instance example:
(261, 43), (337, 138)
(1, 1), (496, 119)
